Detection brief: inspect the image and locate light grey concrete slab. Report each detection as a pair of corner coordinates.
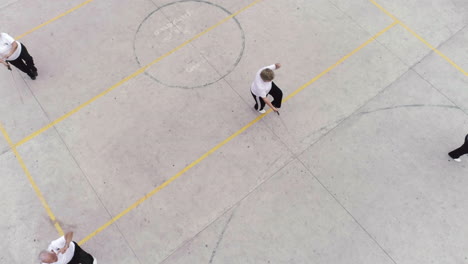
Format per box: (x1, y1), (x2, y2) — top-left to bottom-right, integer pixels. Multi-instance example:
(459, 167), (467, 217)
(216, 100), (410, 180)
(261, 40), (408, 154)
(377, 0), (468, 45)
(15, 0), (156, 121)
(0, 151), (59, 264)
(141, 0), (246, 88)
(16, 128), (117, 237)
(151, 0), (254, 14)
(111, 122), (294, 263)
(413, 26), (468, 111)
(0, 0), (85, 34)
(328, 0), (394, 36)
(0, 68), (50, 144)
(299, 70), (468, 264)
(162, 160), (395, 264)
(376, 22), (429, 67)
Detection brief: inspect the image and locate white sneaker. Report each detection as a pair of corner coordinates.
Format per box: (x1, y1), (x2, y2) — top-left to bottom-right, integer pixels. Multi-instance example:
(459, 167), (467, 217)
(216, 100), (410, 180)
(454, 158), (461, 162)
(93, 257), (97, 264)
(258, 109), (266, 114)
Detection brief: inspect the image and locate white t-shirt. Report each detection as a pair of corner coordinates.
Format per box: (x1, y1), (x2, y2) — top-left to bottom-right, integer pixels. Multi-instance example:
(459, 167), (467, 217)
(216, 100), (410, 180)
(250, 64), (276, 98)
(43, 236), (75, 264)
(0, 32), (21, 60)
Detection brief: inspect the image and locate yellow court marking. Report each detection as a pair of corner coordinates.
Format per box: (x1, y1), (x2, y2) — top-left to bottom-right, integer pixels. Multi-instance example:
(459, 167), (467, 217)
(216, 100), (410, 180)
(15, 0), (95, 40)
(0, 123), (64, 236)
(78, 22), (396, 245)
(15, 0), (264, 148)
(369, 0), (468, 76)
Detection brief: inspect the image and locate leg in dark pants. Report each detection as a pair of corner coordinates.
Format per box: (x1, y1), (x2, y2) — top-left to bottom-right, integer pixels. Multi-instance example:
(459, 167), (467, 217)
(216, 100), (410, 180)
(448, 134), (468, 159)
(7, 43), (37, 77)
(269, 82), (283, 108)
(251, 91), (266, 111)
(68, 242), (95, 264)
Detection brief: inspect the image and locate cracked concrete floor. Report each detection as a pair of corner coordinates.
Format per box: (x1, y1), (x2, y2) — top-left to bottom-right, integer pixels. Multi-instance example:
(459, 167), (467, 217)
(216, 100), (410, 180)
(1, 0), (468, 263)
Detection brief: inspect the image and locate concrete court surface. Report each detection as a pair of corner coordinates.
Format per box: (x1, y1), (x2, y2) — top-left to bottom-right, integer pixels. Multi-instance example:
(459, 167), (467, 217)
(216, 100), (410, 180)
(2, 0), (468, 263)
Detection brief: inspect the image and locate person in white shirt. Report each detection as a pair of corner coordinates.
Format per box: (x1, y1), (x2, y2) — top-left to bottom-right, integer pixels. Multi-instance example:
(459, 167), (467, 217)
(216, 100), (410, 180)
(0, 32), (38, 80)
(39, 231), (96, 264)
(250, 63), (283, 113)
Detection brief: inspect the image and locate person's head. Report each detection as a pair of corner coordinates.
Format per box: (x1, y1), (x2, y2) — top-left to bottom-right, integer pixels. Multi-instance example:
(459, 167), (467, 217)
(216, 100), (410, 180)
(260, 68), (275, 82)
(39, 250), (57, 263)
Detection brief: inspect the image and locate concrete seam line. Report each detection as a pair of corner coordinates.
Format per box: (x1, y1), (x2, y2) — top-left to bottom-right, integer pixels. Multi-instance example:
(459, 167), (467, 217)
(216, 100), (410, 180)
(369, 0), (468, 76)
(15, 0), (95, 40)
(0, 122), (64, 236)
(14, 0), (264, 148)
(78, 22), (394, 246)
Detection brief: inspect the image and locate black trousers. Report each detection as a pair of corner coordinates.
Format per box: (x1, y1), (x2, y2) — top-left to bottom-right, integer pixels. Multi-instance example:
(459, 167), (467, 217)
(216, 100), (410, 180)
(7, 43), (37, 77)
(68, 242), (94, 264)
(251, 82), (283, 111)
(448, 134), (468, 159)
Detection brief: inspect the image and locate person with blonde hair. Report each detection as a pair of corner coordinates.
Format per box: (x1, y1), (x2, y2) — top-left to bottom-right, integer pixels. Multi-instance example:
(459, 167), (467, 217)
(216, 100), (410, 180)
(250, 63), (283, 113)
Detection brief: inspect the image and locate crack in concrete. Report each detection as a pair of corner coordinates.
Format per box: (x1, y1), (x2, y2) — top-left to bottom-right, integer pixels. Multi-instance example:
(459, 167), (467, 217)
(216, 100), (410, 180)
(208, 206), (237, 264)
(359, 104), (459, 115)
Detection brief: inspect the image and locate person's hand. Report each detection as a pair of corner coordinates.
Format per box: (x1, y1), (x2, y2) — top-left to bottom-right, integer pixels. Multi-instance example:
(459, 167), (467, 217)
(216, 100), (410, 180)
(58, 244), (69, 254)
(275, 63), (281, 69)
(272, 107), (278, 112)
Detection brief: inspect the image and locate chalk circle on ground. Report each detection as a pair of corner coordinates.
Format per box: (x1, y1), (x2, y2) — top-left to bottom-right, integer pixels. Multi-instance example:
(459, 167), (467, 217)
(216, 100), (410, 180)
(134, 0), (245, 89)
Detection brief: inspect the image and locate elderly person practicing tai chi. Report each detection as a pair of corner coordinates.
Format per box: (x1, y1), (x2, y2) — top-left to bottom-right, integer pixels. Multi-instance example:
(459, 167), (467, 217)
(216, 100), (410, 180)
(250, 63), (283, 114)
(0, 32), (38, 79)
(39, 231), (96, 264)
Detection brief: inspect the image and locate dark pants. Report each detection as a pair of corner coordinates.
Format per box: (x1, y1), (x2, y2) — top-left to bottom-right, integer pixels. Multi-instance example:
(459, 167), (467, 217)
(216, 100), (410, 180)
(7, 43), (37, 77)
(251, 82), (283, 111)
(448, 134), (468, 159)
(68, 242), (94, 264)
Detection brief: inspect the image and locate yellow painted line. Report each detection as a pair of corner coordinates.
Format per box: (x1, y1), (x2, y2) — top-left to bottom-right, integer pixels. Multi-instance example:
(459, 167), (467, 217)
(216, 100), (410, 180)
(397, 23), (468, 76)
(285, 21), (398, 101)
(15, 0), (264, 148)
(0, 123), (64, 236)
(368, 0), (399, 22)
(15, 0), (95, 40)
(369, 0), (468, 76)
(79, 22), (395, 245)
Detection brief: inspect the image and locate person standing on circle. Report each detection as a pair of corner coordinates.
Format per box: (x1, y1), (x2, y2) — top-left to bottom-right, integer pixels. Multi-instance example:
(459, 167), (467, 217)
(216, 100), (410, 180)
(0, 32), (38, 80)
(39, 231), (97, 264)
(251, 63), (283, 114)
(448, 133), (468, 162)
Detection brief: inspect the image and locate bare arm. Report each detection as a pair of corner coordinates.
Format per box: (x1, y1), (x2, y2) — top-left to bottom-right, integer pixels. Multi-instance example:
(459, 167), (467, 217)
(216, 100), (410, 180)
(6, 41), (18, 58)
(58, 232), (74, 254)
(262, 97), (278, 112)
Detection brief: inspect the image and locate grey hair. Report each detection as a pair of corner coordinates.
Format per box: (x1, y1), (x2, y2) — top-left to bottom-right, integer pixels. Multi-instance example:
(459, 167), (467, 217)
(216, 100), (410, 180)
(38, 250), (53, 262)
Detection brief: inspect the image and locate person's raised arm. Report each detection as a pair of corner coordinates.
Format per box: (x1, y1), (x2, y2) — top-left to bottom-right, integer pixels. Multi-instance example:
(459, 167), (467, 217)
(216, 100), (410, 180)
(58, 232), (74, 254)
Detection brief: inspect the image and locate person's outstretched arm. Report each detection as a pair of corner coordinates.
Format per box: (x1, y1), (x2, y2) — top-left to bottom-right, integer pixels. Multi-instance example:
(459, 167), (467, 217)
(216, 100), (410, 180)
(58, 232), (74, 254)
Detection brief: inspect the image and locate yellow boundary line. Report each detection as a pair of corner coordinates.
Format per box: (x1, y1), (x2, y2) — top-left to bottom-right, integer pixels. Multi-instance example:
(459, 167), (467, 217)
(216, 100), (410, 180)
(369, 0), (468, 76)
(0, 123), (64, 235)
(15, 0), (264, 148)
(15, 0), (95, 40)
(78, 22), (397, 245)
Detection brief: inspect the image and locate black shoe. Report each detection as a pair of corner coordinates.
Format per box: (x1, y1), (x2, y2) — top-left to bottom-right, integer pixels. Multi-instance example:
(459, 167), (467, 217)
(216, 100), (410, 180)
(29, 74), (36, 80)
(33, 70), (38, 77)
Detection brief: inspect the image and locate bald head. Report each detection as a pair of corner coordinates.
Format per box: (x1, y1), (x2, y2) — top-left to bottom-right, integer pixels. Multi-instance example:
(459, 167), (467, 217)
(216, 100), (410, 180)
(39, 250), (57, 263)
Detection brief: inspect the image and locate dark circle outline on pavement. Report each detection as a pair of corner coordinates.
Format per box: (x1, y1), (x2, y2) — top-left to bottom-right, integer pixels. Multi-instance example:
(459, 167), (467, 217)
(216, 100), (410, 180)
(133, 0), (245, 89)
